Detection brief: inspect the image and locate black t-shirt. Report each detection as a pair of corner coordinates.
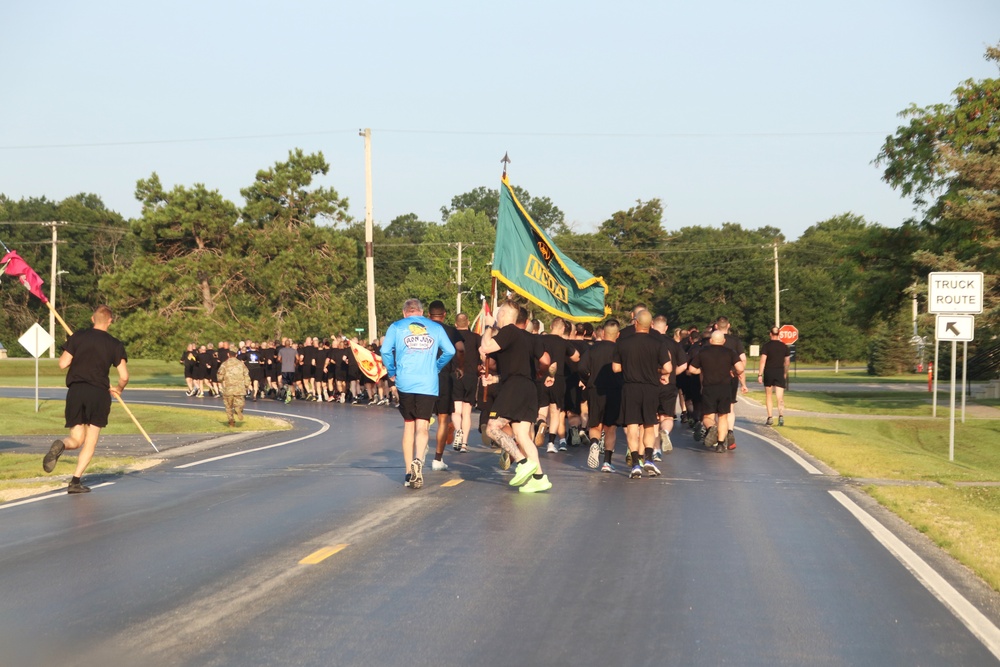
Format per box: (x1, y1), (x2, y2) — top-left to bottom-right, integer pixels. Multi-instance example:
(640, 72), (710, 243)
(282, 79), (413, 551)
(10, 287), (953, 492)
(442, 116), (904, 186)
(761, 340), (790, 372)
(723, 333), (745, 358)
(457, 329), (482, 377)
(300, 344), (317, 370)
(243, 348), (263, 372)
(198, 350), (215, 373)
(492, 324), (543, 383)
(437, 322), (464, 375)
(612, 333), (671, 386)
(662, 337), (688, 386)
(580, 340), (622, 392)
(690, 345), (740, 386)
(540, 334), (575, 378)
(63, 327), (127, 389)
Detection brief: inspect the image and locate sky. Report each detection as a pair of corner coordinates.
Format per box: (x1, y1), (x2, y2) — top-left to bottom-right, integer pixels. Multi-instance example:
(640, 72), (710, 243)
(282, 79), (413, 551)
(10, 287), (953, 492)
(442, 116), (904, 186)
(1, 0), (998, 241)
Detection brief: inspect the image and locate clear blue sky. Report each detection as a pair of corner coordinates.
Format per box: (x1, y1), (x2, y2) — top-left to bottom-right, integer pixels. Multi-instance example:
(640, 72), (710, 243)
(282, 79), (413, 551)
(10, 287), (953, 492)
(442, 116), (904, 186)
(1, 1), (998, 240)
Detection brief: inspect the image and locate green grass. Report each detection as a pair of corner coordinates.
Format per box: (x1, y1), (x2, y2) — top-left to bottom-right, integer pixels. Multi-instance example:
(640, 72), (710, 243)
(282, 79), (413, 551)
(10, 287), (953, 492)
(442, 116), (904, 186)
(780, 391), (935, 416)
(0, 358), (184, 388)
(779, 417), (1000, 482)
(0, 451), (139, 480)
(0, 398), (290, 435)
(868, 486), (1000, 592)
(779, 414), (1000, 591)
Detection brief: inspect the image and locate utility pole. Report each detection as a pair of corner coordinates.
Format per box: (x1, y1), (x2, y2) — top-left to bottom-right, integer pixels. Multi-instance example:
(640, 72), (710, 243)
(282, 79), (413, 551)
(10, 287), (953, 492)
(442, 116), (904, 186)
(359, 128), (377, 342)
(773, 241), (780, 328)
(455, 242), (463, 315)
(47, 222), (62, 357)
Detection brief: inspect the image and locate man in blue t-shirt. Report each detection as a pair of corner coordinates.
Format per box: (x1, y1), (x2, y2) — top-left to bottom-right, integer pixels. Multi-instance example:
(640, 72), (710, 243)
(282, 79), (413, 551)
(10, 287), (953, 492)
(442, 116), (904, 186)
(381, 298), (456, 490)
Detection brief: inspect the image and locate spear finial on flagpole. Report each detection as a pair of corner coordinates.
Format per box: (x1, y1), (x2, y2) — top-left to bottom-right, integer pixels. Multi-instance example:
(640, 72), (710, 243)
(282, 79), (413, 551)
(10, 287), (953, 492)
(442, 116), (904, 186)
(501, 152), (511, 180)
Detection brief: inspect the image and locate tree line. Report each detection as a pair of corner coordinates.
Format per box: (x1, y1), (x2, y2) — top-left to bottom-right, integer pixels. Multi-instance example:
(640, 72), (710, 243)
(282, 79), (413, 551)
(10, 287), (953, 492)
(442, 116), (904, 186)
(2, 45), (997, 375)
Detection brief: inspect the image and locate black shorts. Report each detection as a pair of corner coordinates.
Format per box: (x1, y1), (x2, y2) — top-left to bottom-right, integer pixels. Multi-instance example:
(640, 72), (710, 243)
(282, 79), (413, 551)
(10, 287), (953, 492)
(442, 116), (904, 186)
(282, 371), (296, 386)
(620, 383), (660, 427)
(250, 369), (266, 384)
(587, 385), (622, 427)
(762, 369), (786, 388)
(435, 373), (454, 415)
(452, 372), (479, 403)
(702, 384), (732, 416)
(65, 383), (112, 429)
(658, 384), (678, 418)
(539, 376), (566, 410)
(397, 391), (436, 421)
(193, 366), (207, 381)
(491, 376), (539, 423)
(684, 374), (702, 403)
(564, 375), (583, 413)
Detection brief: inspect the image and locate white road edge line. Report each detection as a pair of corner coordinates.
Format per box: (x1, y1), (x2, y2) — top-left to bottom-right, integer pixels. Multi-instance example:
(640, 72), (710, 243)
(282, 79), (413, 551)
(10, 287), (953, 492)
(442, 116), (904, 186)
(829, 490), (1000, 661)
(0, 483), (116, 510)
(172, 412), (331, 469)
(734, 426), (823, 475)
(121, 400), (332, 469)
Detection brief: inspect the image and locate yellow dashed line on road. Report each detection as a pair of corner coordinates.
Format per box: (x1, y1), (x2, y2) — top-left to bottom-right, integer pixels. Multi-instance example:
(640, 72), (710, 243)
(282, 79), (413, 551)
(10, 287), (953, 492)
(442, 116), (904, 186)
(299, 544), (349, 564)
(441, 479), (464, 487)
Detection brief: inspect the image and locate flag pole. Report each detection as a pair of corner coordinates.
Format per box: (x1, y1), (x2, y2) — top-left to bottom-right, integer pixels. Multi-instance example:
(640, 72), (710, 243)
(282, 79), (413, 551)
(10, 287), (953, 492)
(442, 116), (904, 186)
(54, 318), (159, 452)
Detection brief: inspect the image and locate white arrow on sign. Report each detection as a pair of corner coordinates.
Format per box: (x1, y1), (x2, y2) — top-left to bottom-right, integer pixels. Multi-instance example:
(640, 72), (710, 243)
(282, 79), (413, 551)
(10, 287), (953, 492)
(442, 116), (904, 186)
(935, 314), (974, 342)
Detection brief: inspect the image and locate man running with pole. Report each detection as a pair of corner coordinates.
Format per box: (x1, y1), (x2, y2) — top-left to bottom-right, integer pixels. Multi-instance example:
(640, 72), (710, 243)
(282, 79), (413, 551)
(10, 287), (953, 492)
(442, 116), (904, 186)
(42, 305), (129, 494)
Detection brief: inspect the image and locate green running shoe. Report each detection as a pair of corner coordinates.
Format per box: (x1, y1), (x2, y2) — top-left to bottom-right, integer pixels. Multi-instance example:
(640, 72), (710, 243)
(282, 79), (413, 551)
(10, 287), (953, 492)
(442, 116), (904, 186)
(509, 460), (538, 487)
(518, 475), (552, 493)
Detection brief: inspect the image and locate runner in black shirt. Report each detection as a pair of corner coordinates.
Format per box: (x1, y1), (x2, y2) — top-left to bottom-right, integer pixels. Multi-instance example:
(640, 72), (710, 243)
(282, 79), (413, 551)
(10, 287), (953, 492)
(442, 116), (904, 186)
(758, 327), (791, 426)
(579, 319), (623, 472)
(43, 305), (129, 494)
(451, 312), (481, 453)
(652, 314), (688, 459)
(539, 318), (580, 453)
(428, 301), (465, 471)
(480, 302), (552, 493)
(688, 330), (745, 452)
(612, 310), (671, 478)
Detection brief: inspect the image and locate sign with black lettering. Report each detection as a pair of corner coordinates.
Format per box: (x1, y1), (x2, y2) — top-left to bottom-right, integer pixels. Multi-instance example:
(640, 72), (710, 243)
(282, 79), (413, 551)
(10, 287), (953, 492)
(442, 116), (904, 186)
(928, 272), (984, 314)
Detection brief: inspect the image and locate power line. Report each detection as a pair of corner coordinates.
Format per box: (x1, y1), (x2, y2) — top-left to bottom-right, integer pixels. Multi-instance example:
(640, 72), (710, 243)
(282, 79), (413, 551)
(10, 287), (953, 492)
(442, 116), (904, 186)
(0, 127), (885, 151)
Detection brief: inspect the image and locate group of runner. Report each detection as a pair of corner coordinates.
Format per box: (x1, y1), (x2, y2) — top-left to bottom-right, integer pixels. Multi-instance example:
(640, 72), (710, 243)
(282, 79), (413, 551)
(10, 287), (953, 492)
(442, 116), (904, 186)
(181, 337), (393, 406)
(379, 298), (791, 493)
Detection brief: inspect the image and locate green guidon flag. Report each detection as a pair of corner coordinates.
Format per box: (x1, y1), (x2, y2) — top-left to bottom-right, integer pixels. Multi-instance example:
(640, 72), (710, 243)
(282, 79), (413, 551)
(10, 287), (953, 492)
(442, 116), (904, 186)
(492, 177), (610, 322)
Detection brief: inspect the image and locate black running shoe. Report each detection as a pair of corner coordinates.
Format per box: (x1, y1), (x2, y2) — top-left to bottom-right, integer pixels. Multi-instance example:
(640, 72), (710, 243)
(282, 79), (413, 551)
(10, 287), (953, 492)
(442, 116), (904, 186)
(43, 440), (65, 473)
(67, 481), (91, 494)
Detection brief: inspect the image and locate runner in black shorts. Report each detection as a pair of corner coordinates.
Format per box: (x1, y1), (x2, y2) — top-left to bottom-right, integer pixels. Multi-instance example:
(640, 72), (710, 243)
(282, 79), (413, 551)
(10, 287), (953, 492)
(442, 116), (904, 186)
(758, 327), (790, 426)
(427, 301), (465, 471)
(480, 301), (552, 493)
(612, 310), (671, 479)
(43, 305), (129, 494)
(688, 330), (745, 452)
(651, 314), (688, 460)
(579, 319), (623, 472)
(451, 312), (481, 452)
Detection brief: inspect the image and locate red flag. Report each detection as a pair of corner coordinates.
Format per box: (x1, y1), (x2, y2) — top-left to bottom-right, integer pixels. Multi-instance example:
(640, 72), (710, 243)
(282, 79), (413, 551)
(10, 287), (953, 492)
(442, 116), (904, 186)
(349, 340), (387, 382)
(1, 251), (48, 303)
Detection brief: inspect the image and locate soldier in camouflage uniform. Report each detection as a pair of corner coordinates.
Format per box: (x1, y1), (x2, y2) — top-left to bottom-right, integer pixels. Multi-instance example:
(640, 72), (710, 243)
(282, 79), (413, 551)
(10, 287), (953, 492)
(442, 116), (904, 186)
(218, 349), (251, 427)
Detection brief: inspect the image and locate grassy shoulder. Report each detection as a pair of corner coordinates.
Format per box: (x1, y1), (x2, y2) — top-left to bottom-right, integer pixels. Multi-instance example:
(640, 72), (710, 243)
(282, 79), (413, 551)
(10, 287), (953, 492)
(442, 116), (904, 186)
(774, 406), (1000, 592)
(0, 397), (290, 503)
(0, 397), (290, 435)
(0, 358), (183, 388)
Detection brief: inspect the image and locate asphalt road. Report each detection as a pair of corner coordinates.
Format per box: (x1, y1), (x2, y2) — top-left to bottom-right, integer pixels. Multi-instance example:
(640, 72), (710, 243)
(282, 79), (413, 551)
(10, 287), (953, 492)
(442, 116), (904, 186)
(1, 389), (999, 666)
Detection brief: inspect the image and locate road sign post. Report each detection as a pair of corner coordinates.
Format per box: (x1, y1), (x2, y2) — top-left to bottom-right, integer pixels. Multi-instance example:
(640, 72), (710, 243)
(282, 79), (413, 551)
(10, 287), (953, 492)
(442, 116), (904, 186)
(18, 322), (55, 413)
(928, 272), (982, 462)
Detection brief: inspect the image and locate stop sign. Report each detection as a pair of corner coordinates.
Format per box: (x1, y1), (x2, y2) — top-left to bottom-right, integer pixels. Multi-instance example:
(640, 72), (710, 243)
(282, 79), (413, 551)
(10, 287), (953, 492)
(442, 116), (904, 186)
(778, 324), (799, 345)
